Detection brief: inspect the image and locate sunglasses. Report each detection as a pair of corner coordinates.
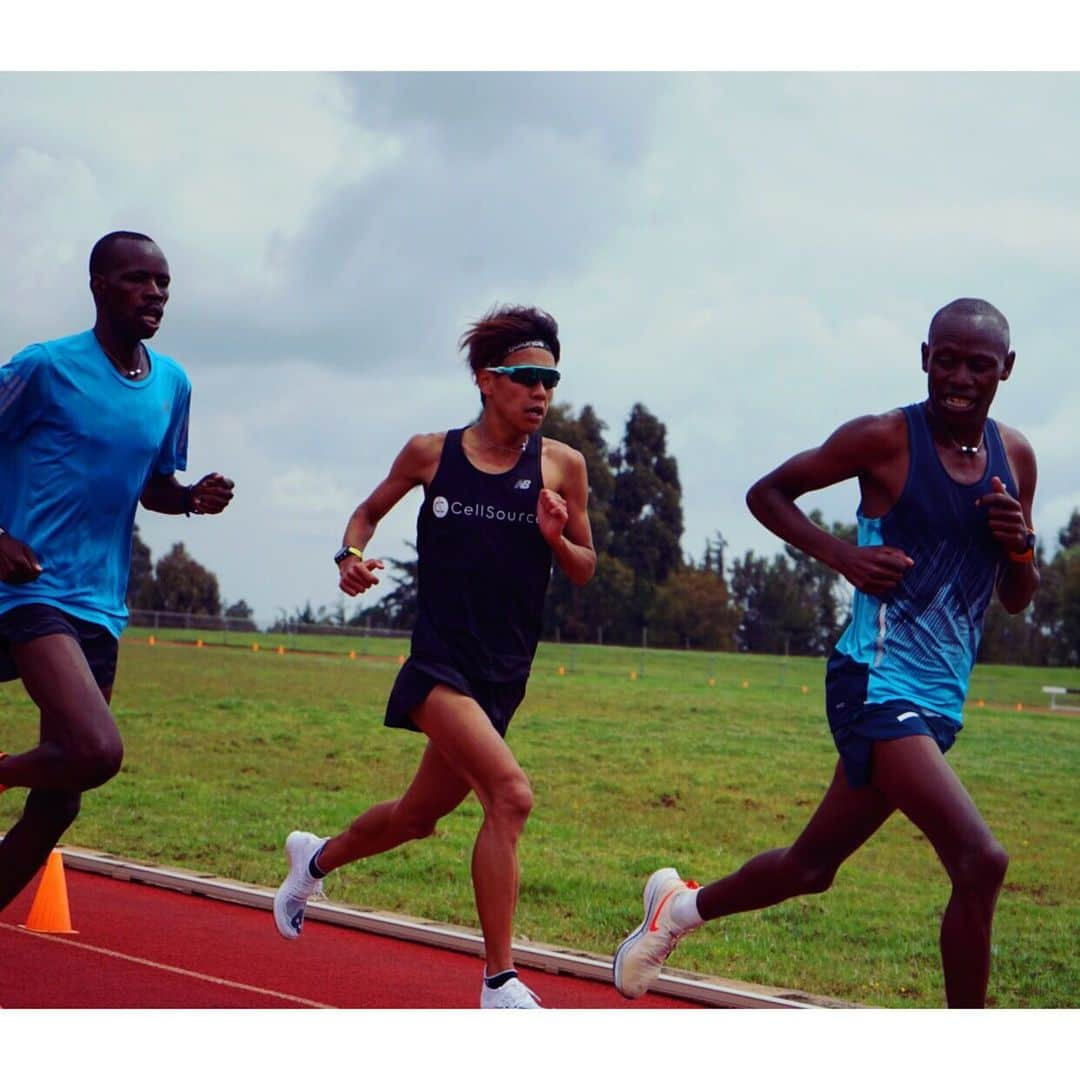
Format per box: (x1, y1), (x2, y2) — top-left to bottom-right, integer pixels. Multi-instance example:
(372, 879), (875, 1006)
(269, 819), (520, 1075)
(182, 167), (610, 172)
(485, 364), (561, 390)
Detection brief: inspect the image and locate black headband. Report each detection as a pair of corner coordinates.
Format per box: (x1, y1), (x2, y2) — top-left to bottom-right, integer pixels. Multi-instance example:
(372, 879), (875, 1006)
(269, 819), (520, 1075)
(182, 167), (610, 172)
(502, 339), (553, 361)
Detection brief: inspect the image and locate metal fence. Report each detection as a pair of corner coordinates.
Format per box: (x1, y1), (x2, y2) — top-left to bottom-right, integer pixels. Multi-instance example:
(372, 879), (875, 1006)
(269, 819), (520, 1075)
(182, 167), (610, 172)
(126, 609), (410, 639)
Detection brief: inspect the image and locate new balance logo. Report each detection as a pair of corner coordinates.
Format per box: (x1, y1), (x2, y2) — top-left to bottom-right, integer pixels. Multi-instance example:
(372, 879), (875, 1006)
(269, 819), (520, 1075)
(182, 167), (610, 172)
(513, 479), (532, 490)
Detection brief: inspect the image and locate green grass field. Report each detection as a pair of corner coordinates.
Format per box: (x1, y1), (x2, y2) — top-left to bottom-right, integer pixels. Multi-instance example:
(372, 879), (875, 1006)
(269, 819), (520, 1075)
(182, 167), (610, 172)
(2, 631), (1077, 1008)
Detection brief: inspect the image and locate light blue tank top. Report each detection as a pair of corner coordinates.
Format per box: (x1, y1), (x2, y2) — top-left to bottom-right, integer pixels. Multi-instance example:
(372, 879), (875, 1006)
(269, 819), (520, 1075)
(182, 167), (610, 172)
(834, 403), (1013, 721)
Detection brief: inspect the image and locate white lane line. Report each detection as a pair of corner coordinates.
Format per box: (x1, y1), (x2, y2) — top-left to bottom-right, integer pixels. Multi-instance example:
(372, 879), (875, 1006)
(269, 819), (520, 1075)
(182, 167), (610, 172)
(0, 922), (334, 1008)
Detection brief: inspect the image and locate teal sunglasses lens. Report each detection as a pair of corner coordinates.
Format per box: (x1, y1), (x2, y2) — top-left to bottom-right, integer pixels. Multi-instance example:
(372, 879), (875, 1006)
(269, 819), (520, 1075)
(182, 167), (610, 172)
(505, 365), (560, 389)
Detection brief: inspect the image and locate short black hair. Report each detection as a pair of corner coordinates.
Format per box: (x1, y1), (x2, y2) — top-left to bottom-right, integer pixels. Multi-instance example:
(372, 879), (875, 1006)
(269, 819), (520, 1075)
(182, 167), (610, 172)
(89, 231), (156, 276)
(928, 298), (1010, 351)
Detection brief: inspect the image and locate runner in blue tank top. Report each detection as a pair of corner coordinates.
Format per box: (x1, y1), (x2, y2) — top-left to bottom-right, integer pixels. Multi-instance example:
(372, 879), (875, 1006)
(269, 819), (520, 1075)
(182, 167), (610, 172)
(614, 299), (1039, 1008)
(0, 232), (235, 914)
(274, 305), (596, 1008)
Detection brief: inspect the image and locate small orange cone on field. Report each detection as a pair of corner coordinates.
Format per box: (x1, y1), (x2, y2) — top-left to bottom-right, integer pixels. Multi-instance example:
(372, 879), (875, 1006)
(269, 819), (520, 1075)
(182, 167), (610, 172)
(349, 650), (357, 660)
(196, 639), (204, 648)
(707, 677), (716, 686)
(1016, 702), (1023, 712)
(20, 850), (78, 935)
(252, 642), (260, 652)
(148, 634), (156, 645)
(558, 665), (566, 676)
(397, 655), (406, 665)
(741, 680), (750, 689)
(801, 685), (809, 694)
(977, 699), (985, 707)
(277, 645), (285, 655)
(630, 670), (638, 680)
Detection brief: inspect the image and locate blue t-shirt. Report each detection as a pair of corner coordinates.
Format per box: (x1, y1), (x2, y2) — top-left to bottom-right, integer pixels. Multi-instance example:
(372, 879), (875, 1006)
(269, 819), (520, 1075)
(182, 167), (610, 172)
(832, 402), (1013, 722)
(0, 330), (191, 637)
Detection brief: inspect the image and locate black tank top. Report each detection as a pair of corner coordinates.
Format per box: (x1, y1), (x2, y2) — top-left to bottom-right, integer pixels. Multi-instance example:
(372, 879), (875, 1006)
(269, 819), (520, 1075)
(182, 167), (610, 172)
(411, 428), (552, 681)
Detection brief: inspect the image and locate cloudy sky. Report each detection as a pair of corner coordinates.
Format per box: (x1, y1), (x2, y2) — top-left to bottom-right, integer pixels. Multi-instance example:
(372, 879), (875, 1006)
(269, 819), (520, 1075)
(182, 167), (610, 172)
(2, 62), (1077, 627)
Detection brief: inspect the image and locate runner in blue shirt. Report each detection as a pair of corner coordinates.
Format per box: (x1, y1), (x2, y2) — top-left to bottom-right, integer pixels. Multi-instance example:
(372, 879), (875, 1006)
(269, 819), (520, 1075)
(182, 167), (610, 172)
(0, 231), (234, 912)
(614, 298), (1039, 1008)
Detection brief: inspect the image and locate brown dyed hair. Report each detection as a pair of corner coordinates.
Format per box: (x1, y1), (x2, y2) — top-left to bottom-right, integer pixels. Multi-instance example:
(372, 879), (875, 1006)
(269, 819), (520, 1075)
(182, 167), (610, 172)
(459, 304), (560, 375)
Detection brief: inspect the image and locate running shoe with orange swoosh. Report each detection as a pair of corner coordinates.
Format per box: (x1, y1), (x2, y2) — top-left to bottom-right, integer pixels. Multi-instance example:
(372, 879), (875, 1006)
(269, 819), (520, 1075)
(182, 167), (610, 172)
(613, 867), (700, 998)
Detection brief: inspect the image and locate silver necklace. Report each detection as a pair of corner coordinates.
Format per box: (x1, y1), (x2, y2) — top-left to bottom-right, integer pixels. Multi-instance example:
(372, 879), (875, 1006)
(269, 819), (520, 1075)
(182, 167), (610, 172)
(926, 402), (983, 455)
(470, 427), (527, 454)
(951, 432), (984, 456)
(101, 339), (145, 378)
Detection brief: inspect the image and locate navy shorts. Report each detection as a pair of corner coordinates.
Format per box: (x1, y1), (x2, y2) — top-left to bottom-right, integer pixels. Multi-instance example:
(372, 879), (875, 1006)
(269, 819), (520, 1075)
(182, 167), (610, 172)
(385, 658), (528, 738)
(0, 604), (119, 689)
(825, 651), (961, 789)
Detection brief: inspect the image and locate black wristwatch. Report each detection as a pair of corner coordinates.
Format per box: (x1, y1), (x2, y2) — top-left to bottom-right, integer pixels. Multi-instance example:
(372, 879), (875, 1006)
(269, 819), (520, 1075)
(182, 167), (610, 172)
(334, 545), (364, 565)
(1007, 529), (1037, 565)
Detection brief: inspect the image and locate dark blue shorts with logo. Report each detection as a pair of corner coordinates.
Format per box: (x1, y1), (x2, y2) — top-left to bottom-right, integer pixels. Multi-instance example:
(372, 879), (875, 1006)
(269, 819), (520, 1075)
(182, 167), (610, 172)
(385, 657), (528, 739)
(0, 603), (119, 690)
(825, 651), (961, 789)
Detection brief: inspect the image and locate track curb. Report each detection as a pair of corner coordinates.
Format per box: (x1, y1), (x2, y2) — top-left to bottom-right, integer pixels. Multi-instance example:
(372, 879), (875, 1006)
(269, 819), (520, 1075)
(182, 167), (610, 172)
(56, 844), (851, 1009)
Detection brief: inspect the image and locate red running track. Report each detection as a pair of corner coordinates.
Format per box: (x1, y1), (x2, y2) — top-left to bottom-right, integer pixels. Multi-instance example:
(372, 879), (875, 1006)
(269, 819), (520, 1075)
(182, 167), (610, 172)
(1, 867), (704, 1009)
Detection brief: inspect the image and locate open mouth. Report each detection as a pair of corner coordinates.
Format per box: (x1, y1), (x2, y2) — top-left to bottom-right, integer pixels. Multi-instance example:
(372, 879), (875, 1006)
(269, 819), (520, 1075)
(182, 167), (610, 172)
(942, 395), (975, 410)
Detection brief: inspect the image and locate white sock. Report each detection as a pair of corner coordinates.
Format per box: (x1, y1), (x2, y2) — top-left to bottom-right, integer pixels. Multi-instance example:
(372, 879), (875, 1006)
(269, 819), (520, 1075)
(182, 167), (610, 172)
(669, 888), (705, 931)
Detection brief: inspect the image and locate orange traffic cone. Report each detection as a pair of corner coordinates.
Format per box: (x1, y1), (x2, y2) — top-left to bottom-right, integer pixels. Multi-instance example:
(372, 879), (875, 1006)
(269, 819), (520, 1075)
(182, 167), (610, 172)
(20, 850), (78, 934)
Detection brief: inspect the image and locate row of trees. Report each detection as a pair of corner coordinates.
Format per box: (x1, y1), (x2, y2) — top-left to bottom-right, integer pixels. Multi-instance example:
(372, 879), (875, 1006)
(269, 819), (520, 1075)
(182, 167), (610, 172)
(126, 402), (1080, 667)
(127, 528), (255, 626)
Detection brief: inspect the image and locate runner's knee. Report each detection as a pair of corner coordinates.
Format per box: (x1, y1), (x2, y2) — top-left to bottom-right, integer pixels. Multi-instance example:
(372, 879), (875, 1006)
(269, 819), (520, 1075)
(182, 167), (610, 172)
(949, 838), (1009, 895)
(486, 772), (533, 831)
(71, 731), (124, 790)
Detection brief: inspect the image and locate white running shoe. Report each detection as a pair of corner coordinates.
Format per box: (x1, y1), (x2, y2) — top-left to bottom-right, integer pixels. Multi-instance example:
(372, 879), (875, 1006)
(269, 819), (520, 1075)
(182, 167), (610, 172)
(480, 972), (543, 1009)
(273, 830), (328, 940)
(613, 867), (700, 999)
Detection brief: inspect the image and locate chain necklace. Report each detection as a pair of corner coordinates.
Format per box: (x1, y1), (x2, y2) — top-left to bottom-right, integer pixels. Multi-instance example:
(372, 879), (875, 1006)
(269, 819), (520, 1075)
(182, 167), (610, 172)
(469, 426), (527, 454)
(924, 401), (983, 456)
(950, 430), (984, 456)
(98, 336), (146, 378)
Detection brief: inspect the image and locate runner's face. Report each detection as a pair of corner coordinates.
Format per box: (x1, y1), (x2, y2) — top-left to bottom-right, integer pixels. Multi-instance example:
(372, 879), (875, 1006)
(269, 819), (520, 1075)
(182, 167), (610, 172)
(92, 239), (171, 340)
(478, 347), (557, 431)
(921, 318), (1013, 423)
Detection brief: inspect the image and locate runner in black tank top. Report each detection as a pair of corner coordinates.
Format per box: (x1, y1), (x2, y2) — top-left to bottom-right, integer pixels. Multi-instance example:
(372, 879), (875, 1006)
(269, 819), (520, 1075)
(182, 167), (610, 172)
(410, 426), (552, 685)
(272, 306), (596, 1009)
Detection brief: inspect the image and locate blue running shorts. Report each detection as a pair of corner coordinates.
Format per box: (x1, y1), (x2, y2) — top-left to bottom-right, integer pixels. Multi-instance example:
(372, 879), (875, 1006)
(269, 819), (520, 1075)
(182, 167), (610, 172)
(825, 651), (961, 788)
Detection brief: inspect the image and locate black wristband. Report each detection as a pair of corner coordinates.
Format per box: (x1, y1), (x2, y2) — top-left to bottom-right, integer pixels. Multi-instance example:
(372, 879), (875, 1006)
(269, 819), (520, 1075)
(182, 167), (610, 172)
(184, 484), (201, 517)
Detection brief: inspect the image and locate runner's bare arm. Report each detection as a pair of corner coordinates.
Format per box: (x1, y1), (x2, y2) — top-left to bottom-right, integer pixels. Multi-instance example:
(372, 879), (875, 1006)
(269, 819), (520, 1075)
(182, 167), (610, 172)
(539, 442), (596, 587)
(141, 471), (235, 515)
(337, 433), (445, 597)
(978, 426), (1039, 613)
(0, 531), (42, 584)
(746, 413), (914, 598)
